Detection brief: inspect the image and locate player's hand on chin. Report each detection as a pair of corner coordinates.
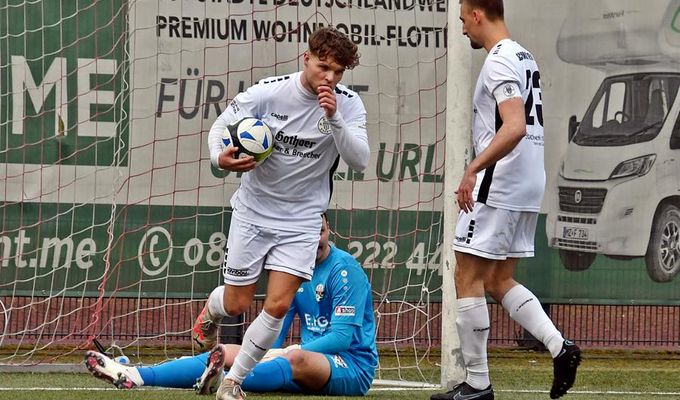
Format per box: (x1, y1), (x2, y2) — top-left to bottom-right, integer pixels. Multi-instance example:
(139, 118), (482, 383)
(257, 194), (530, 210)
(218, 145), (256, 172)
(317, 85), (337, 118)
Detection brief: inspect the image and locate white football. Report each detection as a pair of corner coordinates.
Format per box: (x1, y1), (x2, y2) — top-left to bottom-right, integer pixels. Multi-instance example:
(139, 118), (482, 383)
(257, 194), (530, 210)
(222, 117), (274, 166)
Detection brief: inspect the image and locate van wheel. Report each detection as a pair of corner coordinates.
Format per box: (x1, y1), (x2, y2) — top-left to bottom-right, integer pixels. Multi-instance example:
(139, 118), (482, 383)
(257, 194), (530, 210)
(559, 250), (596, 271)
(645, 205), (680, 283)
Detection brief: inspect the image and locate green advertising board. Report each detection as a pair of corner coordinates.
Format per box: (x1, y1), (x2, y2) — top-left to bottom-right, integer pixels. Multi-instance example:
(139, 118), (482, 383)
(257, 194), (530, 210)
(2, 201), (680, 304)
(0, 0), (129, 166)
(0, 202), (443, 301)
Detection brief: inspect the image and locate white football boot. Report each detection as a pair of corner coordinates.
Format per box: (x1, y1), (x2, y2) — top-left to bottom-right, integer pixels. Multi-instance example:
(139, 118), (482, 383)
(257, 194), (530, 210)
(216, 377), (246, 400)
(84, 350), (143, 389)
(194, 344), (227, 395)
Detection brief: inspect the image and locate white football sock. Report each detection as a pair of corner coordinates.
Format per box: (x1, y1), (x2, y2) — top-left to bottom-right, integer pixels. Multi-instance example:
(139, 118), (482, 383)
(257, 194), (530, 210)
(456, 297), (490, 390)
(207, 285), (227, 318)
(226, 310), (283, 383)
(501, 284), (564, 358)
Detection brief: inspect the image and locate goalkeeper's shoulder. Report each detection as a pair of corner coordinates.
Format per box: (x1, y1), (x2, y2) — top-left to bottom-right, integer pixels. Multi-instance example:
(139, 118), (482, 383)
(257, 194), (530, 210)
(332, 246), (359, 266)
(332, 247), (363, 271)
(326, 248), (369, 290)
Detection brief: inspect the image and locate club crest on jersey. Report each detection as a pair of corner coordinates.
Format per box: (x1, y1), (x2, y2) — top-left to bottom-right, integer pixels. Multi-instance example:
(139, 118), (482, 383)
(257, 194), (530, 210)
(315, 284), (325, 302)
(503, 83), (516, 97)
(317, 117), (332, 134)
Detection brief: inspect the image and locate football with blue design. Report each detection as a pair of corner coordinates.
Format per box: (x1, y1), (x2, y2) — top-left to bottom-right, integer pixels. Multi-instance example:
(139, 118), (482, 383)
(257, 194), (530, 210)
(222, 117), (274, 166)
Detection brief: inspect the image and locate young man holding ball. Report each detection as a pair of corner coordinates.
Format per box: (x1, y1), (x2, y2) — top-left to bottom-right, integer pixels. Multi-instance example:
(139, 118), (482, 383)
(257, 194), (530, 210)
(199, 26), (370, 399)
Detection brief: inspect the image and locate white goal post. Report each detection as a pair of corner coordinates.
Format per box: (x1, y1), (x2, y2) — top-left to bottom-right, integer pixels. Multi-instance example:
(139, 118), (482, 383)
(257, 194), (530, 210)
(440, 1), (471, 389)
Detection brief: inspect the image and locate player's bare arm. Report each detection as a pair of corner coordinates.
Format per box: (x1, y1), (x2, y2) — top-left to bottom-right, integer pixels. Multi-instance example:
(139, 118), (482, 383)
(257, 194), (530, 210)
(456, 97), (526, 212)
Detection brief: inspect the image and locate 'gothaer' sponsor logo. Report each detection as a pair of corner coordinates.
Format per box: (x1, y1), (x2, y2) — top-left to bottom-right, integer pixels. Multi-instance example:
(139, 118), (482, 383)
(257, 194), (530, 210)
(274, 131), (316, 148)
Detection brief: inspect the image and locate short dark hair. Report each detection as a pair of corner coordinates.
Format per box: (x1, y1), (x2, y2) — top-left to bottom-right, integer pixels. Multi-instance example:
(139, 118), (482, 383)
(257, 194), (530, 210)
(309, 27), (360, 70)
(460, 0), (504, 21)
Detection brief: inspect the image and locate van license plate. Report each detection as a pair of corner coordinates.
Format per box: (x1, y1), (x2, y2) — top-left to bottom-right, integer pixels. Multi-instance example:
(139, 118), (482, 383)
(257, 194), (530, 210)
(562, 227), (589, 240)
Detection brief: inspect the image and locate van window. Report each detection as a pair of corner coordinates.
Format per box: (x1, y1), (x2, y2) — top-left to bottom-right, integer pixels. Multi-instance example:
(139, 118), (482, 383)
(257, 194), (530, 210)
(672, 108), (680, 149)
(591, 81), (626, 129)
(575, 74), (680, 146)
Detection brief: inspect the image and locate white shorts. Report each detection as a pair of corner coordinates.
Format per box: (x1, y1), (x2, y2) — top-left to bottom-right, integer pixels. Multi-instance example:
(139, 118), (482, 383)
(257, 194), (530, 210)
(452, 203), (537, 260)
(222, 217), (318, 286)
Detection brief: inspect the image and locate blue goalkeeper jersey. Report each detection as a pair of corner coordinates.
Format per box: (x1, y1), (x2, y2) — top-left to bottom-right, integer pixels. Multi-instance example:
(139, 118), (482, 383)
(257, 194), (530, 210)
(276, 246), (378, 371)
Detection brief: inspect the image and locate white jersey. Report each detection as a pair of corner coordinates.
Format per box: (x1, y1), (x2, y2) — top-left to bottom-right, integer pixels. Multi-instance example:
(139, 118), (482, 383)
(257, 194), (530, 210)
(472, 39), (545, 212)
(208, 71), (369, 232)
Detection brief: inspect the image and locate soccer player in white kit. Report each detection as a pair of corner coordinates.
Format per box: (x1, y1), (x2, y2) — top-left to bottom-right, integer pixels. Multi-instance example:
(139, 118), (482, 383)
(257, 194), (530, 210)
(431, 1), (581, 400)
(196, 27), (369, 400)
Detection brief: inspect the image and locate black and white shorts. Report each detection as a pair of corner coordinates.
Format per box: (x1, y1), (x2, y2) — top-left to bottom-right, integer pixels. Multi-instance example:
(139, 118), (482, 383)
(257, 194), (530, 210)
(452, 202), (537, 260)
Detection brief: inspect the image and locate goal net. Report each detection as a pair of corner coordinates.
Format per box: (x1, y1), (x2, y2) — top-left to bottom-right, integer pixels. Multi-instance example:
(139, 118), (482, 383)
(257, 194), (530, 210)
(0, 0), (448, 386)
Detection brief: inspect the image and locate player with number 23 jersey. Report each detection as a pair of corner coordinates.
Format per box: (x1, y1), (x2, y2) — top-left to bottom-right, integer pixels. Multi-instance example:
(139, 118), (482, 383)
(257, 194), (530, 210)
(472, 38), (545, 212)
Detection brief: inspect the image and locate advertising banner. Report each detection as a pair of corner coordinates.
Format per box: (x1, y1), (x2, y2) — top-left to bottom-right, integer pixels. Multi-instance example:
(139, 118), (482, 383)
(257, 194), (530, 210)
(2, 0), (680, 304)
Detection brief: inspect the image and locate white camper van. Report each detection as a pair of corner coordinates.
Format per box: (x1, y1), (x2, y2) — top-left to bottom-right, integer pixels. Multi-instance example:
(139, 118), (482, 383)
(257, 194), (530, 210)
(546, 0), (680, 282)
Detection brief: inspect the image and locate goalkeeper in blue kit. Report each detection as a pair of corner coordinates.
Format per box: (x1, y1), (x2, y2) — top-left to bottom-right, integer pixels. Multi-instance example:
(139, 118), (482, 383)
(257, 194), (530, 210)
(85, 214), (379, 396)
